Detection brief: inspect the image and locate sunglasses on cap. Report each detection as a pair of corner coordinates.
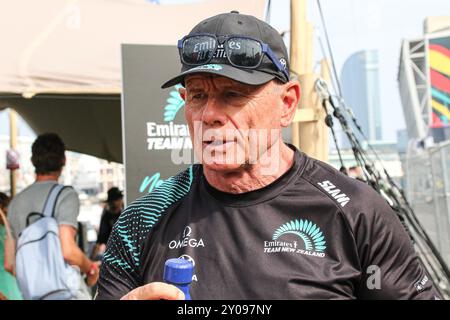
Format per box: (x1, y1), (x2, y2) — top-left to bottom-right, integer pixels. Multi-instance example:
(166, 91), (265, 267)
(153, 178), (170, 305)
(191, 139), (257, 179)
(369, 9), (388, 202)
(177, 34), (289, 82)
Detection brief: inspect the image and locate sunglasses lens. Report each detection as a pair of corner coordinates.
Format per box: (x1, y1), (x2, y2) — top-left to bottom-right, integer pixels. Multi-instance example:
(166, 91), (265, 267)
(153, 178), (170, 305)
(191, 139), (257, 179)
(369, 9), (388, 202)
(182, 35), (217, 65)
(226, 38), (263, 67)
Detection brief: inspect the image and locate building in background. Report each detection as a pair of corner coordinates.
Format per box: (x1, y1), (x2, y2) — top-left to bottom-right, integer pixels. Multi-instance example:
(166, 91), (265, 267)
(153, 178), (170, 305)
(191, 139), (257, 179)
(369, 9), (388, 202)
(0, 134), (124, 197)
(398, 16), (450, 265)
(98, 161), (125, 199)
(398, 15), (450, 145)
(340, 50), (383, 148)
(329, 50), (399, 183)
(0, 132), (125, 231)
(328, 141), (404, 186)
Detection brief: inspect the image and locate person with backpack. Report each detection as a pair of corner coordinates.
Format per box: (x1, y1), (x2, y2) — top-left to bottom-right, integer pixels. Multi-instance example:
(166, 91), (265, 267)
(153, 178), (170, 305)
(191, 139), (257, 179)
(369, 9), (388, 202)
(7, 133), (100, 300)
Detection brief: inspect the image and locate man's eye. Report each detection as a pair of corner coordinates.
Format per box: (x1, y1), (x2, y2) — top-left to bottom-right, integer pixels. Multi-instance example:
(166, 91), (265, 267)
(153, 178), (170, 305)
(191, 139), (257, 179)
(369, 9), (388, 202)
(191, 93), (205, 100)
(226, 91), (242, 98)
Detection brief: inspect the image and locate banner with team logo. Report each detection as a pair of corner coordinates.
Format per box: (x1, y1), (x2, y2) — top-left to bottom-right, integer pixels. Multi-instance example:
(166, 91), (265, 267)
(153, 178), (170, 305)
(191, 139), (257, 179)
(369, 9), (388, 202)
(121, 44), (193, 204)
(427, 34), (450, 142)
(428, 35), (450, 129)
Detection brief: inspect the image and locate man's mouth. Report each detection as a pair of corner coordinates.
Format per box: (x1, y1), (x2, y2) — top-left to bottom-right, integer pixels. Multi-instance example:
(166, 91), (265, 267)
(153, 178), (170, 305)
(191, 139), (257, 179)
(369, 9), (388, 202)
(202, 138), (236, 149)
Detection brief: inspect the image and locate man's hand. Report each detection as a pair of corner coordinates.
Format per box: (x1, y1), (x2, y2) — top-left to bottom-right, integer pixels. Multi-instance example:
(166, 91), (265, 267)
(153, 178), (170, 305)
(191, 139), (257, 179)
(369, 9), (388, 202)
(120, 282), (185, 300)
(86, 261), (101, 287)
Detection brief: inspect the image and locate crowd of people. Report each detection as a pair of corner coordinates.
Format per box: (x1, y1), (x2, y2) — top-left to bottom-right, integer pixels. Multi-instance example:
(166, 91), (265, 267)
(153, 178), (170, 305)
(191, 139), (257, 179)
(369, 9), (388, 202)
(0, 133), (123, 300)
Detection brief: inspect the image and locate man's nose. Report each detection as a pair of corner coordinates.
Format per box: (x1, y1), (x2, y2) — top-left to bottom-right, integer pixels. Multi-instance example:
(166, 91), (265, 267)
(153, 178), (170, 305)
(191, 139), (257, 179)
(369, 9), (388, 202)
(201, 96), (227, 127)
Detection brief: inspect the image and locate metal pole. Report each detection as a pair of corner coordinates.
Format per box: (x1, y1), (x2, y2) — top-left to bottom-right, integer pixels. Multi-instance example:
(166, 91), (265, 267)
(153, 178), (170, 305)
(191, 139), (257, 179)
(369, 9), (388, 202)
(296, 39), (329, 161)
(290, 0), (307, 149)
(290, 0), (329, 161)
(319, 59), (331, 162)
(9, 109), (18, 197)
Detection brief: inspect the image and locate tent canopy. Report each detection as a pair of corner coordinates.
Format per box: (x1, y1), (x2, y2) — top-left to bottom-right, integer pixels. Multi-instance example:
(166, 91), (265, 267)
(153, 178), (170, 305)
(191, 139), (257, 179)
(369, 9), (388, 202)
(0, 0), (266, 162)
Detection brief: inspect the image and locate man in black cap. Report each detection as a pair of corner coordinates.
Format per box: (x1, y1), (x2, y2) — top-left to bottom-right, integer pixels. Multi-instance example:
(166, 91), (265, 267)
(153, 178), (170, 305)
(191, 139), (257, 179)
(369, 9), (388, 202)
(96, 12), (441, 300)
(91, 187), (124, 260)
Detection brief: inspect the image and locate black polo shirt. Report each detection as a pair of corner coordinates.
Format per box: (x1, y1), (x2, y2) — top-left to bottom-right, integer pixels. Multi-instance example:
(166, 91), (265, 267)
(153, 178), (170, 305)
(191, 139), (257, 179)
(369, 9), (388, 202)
(96, 146), (440, 299)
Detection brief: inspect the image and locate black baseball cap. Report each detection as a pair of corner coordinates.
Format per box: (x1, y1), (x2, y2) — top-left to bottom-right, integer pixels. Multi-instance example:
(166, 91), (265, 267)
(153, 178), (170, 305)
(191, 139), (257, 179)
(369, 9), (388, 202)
(161, 11), (290, 89)
(105, 187), (123, 203)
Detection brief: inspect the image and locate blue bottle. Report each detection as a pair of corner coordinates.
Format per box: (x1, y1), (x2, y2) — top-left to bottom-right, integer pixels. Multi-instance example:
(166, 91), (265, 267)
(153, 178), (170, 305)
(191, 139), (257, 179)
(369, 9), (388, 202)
(163, 258), (194, 300)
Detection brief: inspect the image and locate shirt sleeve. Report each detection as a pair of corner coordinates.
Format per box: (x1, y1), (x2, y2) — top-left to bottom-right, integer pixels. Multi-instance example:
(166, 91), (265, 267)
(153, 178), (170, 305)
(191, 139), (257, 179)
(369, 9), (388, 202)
(355, 193), (442, 300)
(96, 166), (195, 300)
(54, 187), (80, 229)
(95, 202), (143, 300)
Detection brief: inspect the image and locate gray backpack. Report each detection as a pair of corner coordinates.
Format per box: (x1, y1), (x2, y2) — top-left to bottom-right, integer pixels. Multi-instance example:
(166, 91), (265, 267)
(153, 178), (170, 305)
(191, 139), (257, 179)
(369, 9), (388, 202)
(15, 184), (81, 300)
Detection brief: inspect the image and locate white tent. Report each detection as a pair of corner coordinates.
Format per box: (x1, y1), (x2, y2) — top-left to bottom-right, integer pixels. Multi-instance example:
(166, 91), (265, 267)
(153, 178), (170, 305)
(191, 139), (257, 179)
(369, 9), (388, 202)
(0, 0), (266, 162)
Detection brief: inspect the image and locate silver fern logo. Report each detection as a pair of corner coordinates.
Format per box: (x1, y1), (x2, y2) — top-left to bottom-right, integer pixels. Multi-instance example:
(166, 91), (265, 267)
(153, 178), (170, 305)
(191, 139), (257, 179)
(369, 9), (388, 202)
(273, 219), (326, 252)
(164, 84), (185, 122)
(264, 219), (327, 258)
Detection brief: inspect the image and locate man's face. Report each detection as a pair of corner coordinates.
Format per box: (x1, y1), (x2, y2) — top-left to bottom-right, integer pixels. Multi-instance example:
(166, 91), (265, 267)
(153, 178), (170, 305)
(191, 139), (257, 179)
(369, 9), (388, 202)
(112, 198), (124, 213)
(181, 74), (287, 173)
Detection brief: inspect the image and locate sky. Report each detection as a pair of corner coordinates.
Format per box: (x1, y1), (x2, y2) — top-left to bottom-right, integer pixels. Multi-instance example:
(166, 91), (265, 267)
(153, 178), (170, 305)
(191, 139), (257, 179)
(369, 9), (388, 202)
(269, 0), (449, 141)
(1, 0), (449, 142)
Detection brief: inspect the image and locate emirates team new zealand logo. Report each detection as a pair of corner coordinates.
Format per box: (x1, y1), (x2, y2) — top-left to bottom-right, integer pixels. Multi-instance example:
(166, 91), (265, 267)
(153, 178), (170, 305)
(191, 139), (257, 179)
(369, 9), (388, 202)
(164, 84), (185, 122)
(264, 219), (327, 258)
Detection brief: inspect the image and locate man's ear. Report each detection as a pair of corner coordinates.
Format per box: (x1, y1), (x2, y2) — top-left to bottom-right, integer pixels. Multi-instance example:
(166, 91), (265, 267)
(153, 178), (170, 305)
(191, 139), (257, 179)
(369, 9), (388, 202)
(280, 81), (301, 127)
(179, 87), (186, 101)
